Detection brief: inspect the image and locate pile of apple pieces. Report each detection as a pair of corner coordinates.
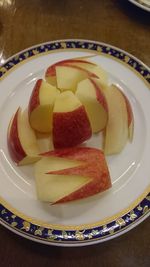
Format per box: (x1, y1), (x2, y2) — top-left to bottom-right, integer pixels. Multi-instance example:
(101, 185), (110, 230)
(7, 56), (134, 204)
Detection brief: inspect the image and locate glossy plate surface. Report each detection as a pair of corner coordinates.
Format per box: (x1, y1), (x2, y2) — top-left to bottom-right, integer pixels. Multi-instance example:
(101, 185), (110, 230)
(0, 40), (150, 246)
(128, 0), (150, 11)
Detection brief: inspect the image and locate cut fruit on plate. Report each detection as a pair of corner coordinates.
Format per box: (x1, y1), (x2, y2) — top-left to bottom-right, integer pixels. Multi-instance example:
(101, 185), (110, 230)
(68, 63), (108, 86)
(35, 147), (111, 204)
(36, 132), (53, 153)
(28, 79), (60, 133)
(45, 57), (96, 86)
(52, 91), (92, 148)
(118, 86), (134, 142)
(45, 57), (108, 87)
(35, 156), (88, 203)
(55, 65), (98, 92)
(104, 85), (129, 155)
(7, 108), (40, 165)
(76, 78), (108, 133)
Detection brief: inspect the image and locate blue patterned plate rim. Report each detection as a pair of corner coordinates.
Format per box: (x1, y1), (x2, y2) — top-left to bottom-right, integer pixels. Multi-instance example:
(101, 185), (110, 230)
(0, 39), (150, 246)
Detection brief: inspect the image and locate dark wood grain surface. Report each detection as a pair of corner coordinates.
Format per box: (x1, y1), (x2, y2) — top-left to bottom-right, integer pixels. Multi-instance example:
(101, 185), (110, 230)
(0, 0), (150, 266)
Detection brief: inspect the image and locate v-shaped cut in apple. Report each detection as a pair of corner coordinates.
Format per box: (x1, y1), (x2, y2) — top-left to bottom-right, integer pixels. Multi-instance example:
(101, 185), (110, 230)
(35, 147), (111, 204)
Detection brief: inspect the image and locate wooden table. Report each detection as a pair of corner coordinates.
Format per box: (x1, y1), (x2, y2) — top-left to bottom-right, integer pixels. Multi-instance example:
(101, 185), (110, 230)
(0, 1), (150, 266)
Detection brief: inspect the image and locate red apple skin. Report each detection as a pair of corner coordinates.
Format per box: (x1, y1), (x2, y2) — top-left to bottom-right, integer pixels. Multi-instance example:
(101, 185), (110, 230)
(7, 108), (26, 164)
(46, 147), (111, 204)
(53, 165), (111, 204)
(28, 79), (42, 114)
(89, 78), (108, 113)
(45, 59), (96, 78)
(42, 147), (101, 162)
(52, 106), (92, 149)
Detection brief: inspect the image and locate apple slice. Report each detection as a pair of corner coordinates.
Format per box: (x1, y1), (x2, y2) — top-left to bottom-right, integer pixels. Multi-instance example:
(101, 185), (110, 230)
(45, 57), (96, 86)
(67, 63), (108, 86)
(28, 79), (60, 133)
(55, 65), (98, 92)
(45, 57), (108, 87)
(35, 147), (111, 204)
(52, 91), (92, 148)
(45, 56), (108, 86)
(7, 108), (40, 165)
(118, 86), (134, 142)
(35, 156), (89, 203)
(76, 78), (108, 133)
(90, 66), (108, 85)
(104, 85), (128, 155)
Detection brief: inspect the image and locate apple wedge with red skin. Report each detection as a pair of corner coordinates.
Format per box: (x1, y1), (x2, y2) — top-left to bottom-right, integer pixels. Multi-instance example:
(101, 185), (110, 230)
(76, 78), (108, 133)
(45, 57), (108, 87)
(52, 91), (92, 148)
(104, 85), (129, 155)
(7, 108), (40, 165)
(67, 63), (108, 85)
(35, 147), (111, 204)
(28, 79), (60, 133)
(35, 155), (88, 203)
(45, 57), (96, 86)
(118, 87), (134, 142)
(55, 65), (98, 92)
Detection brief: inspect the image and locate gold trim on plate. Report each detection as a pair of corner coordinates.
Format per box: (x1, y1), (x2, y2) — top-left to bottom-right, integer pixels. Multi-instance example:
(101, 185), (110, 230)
(0, 48), (149, 89)
(0, 185), (149, 230)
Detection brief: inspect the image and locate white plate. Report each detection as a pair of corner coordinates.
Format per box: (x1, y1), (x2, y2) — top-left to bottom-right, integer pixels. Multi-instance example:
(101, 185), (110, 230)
(0, 40), (150, 246)
(128, 0), (150, 11)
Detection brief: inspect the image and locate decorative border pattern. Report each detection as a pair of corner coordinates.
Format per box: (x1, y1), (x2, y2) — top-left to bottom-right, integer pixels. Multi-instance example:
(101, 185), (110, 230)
(0, 41), (150, 83)
(0, 193), (150, 243)
(0, 40), (150, 245)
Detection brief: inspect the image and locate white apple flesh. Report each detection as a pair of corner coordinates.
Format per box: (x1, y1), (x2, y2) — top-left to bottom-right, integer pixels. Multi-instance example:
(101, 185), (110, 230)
(104, 85), (129, 155)
(35, 156), (90, 203)
(111, 84), (134, 142)
(76, 78), (108, 133)
(55, 65), (98, 92)
(28, 79), (60, 133)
